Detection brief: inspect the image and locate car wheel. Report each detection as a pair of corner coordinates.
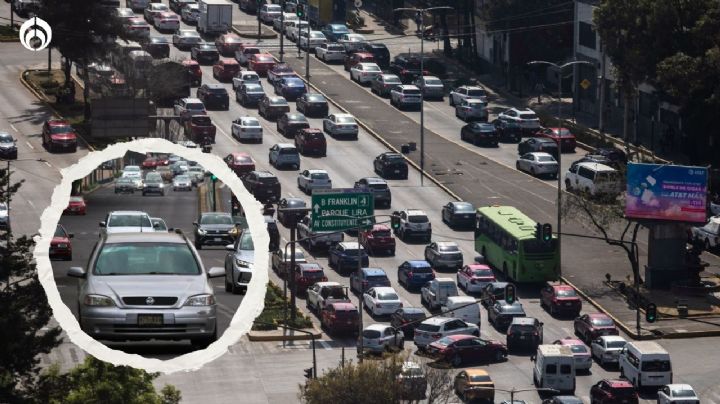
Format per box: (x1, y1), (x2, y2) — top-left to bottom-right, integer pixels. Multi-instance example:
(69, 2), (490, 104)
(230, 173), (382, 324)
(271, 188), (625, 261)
(195, 240), (202, 250)
(225, 277), (231, 292)
(190, 328), (217, 349)
(494, 350), (505, 362)
(451, 354), (462, 367)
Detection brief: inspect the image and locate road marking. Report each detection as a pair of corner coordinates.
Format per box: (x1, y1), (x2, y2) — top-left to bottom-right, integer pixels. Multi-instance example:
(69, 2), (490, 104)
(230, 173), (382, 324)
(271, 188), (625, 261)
(216, 125), (234, 142)
(318, 340), (332, 350)
(561, 327), (572, 335)
(27, 200), (35, 208)
(25, 141), (34, 150)
(43, 161), (52, 168)
(10, 124), (18, 132)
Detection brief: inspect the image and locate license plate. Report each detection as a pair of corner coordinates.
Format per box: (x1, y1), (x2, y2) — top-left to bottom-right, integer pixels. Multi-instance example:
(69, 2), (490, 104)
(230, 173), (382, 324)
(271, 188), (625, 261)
(137, 314), (163, 326)
(394, 170), (400, 173)
(565, 302), (572, 306)
(214, 237), (222, 241)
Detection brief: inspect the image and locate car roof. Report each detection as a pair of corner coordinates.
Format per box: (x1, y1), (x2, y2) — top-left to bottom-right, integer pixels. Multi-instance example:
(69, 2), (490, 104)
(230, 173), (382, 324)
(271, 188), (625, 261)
(297, 263), (322, 270)
(435, 241), (458, 248)
(407, 260), (431, 267)
(47, 119), (70, 126)
(366, 323), (390, 331)
(253, 170), (276, 177)
(338, 241), (361, 249)
(205, 83), (225, 89)
(605, 379), (635, 388)
(446, 334), (475, 342)
(274, 143), (296, 148)
(398, 85), (420, 90)
(466, 264), (491, 270)
(286, 113), (306, 120)
(315, 281), (341, 288)
(530, 152), (555, 158)
(598, 335), (626, 342)
(371, 286), (396, 293)
(109, 210), (148, 215)
(305, 169), (328, 174)
(329, 302), (356, 310)
(422, 316), (454, 325)
(463, 368), (490, 377)
(575, 162), (616, 172)
(333, 113), (354, 118)
(361, 267), (386, 276)
(510, 317), (538, 325)
(556, 337), (584, 346)
(406, 209), (427, 215)
(399, 307), (425, 314)
(105, 232), (186, 244)
(352, 52), (373, 57)
(182, 97), (203, 103)
(361, 177), (386, 184)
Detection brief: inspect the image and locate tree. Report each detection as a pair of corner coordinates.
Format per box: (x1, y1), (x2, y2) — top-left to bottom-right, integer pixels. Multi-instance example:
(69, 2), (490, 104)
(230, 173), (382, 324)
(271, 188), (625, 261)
(0, 167), (63, 403)
(33, 357), (182, 404)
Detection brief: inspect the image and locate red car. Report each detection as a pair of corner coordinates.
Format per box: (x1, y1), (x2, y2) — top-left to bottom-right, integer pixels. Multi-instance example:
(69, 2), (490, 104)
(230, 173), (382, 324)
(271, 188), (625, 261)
(156, 154), (170, 166)
(590, 379), (638, 404)
(63, 195), (86, 215)
(249, 53), (276, 75)
(214, 33), (243, 55)
(182, 59), (202, 86)
(50, 224), (73, 261)
(294, 263), (328, 292)
(537, 127), (576, 153)
(426, 335), (507, 367)
(142, 156), (159, 169)
(344, 52), (375, 71)
(574, 313), (619, 342)
(212, 58), (240, 82)
(224, 152), (256, 177)
(184, 115), (217, 144)
(42, 119), (78, 153)
(456, 264), (496, 294)
(294, 128), (327, 157)
(358, 224), (396, 256)
(540, 283), (582, 317)
(321, 301), (359, 336)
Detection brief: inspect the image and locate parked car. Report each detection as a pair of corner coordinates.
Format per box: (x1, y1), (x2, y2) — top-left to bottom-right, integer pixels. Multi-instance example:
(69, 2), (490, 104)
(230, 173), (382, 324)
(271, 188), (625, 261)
(323, 113), (359, 139)
(537, 127), (577, 153)
(518, 137), (559, 159)
(413, 317), (479, 350)
(236, 83), (266, 107)
(398, 260), (435, 290)
(259, 96), (291, 120)
(371, 74), (403, 97)
(506, 317), (544, 352)
(50, 224), (73, 260)
(328, 242), (369, 274)
(488, 301), (527, 330)
(268, 143), (300, 169)
(277, 112), (310, 138)
(540, 283), (582, 317)
(358, 323), (404, 354)
(449, 85), (489, 105)
(296, 169), (332, 194)
(212, 58), (240, 82)
(428, 335), (507, 367)
(516, 152), (559, 178)
(390, 307), (427, 338)
(64, 195), (87, 215)
(363, 286), (403, 317)
(590, 335), (627, 366)
(358, 224), (396, 256)
(457, 264), (496, 293)
(294, 128), (327, 156)
(231, 116), (263, 143)
(413, 75), (444, 100)
(190, 42), (220, 65)
(441, 201), (475, 229)
(296, 93), (329, 117)
(590, 379), (639, 404)
(315, 42), (346, 63)
(196, 84), (229, 110)
(373, 152), (408, 179)
(350, 267), (391, 294)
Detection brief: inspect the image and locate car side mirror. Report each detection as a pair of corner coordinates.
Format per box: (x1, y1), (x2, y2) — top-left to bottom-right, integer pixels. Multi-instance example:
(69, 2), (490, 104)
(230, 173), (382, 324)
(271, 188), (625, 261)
(225, 244), (235, 251)
(68, 233), (74, 238)
(67, 267), (86, 278)
(99, 221), (106, 227)
(192, 221), (199, 226)
(206, 266), (225, 278)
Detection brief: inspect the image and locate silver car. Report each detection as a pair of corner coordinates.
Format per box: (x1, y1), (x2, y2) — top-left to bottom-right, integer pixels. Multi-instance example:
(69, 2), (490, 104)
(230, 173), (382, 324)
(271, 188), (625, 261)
(323, 113), (359, 139)
(100, 210), (156, 234)
(224, 230), (254, 294)
(67, 231), (224, 348)
(172, 29), (202, 50)
(269, 143), (300, 169)
(516, 152), (559, 178)
(357, 324), (404, 355)
(590, 335), (627, 366)
(173, 174), (192, 191)
(413, 75), (444, 100)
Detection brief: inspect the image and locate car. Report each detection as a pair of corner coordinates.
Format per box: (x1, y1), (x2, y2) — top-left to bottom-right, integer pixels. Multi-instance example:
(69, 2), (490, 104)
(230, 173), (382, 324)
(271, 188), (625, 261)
(328, 242), (369, 274)
(191, 42), (220, 65)
(268, 143), (300, 169)
(657, 384), (699, 404)
(115, 177), (137, 194)
(297, 169), (332, 194)
(193, 212), (235, 249)
(554, 337), (593, 372)
(236, 83), (266, 107)
(259, 3), (282, 23)
(180, 3), (200, 24)
(196, 84), (229, 110)
(542, 396), (584, 404)
(350, 267), (391, 294)
(492, 119), (523, 142)
(142, 36), (170, 58)
(306, 281), (350, 313)
(100, 211), (156, 234)
(565, 162), (623, 197)
(453, 369), (495, 403)
(343, 51), (375, 72)
(172, 29), (202, 50)
(358, 224), (396, 256)
(249, 53), (277, 75)
(397, 260), (435, 290)
(354, 177), (392, 208)
(323, 113), (359, 139)
(315, 42), (346, 63)
(392, 209), (432, 242)
(234, 45), (261, 66)
(144, 1), (168, 22)
(441, 201), (475, 229)
(273, 12), (297, 32)
(173, 97), (206, 119)
(186, 166), (205, 186)
(449, 85), (489, 105)
(231, 116), (263, 143)
(66, 231), (224, 347)
(277, 112), (310, 138)
(259, 96), (291, 120)
(413, 317), (479, 349)
(50, 224), (73, 260)
(232, 70), (261, 90)
(540, 283), (582, 317)
(319, 22), (349, 41)
(182, 59), (202, 87)
(590, 379), (639, 404)
(371, 74), (403, 97)
(389, 55), (427, 83)
(124, 17), (151, 39)
(390, 307), (426, 339)
(337, 33), (367, 53)
(574, 313), (619, 342)
(214, 33), (243, 56)
(506, 317), (544, 352)
(184, 115), (217, 144)
(456, 99), (490, 122)
(122, 165), (142, 179)
(298, 30), (327, 50)
(460, 122), (497, 146)
(487, 301), (527, 330)
(363, 286), (403, 317)
(590, 335), (627, 366)
(516, 152), (559, 178)
(153, 11), (180, 31)
(413, 75), (444, 100)
(276, 197), (308, 228)
(142, 175), (165, 196)
(373, 152), (408, 179)
(295, 128), (327, 156)
(212, 58), (240, 82)
(271, 248), (307, 277)
(42, 119), (78, 153)
(428, 335), (507, 367)
(424, 241), (463, 271)
(321, 302), (359, 336)
(457, 264), (496, 293)
(293, 263), (328, 293)
(274, 77), (307, 101)
(156, 165), (174, 182)
(358, 324), (404, 355)
(172, 174), (192, 191)
(538, 127), (577, 153)
(570, 154), (620, 171)
(0, 132), (18, 159)
(296, 93), (329, 117)
(267, 62), (296, 84)
(518, 137), (559, 159)
(64, 195), (87, 215)
(390, 85), (422, 110)
(359, 42), (391, 68)
(498, 107), (542, 134)
(243, 170), (281, 204)
(350, 62), (382, 84)
(141, 156), (160, 170)
(223, 229), (255, 294)
(593, 147), (627, 164)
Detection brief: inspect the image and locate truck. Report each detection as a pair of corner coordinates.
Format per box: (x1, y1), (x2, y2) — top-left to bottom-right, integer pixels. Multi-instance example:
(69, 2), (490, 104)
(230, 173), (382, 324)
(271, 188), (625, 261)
(306, 281), (351, 313)
(197, 0), (233, 35)
(297, 215), (344, 251)
(307, 0), (343, 28)
(420, 278), (459, 311)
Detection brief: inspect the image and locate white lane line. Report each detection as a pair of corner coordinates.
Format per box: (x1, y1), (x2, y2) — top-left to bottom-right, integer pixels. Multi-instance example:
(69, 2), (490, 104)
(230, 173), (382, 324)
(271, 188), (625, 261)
(25, 141), (34, 150)
(318, 340), (332, 350)
(10, 124), (18, 132)
(216, 125), (234, 142)
(27, 200), (35, 208)
(43, 161), (52, 168)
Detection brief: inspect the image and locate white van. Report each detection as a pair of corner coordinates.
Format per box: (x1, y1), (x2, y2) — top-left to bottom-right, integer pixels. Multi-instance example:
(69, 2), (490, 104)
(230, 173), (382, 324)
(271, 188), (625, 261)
(564, 162), (622, 197)
(619, 341), (672, 389)
(441, 296), (481, 326)
(532, 345), (576, 394)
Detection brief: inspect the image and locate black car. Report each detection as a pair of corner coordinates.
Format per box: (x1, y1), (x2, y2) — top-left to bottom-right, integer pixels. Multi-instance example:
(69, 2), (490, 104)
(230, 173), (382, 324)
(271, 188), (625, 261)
(354, 177), (391, 208)
(492, 119), (522, 143)
(259, 96), (291, 121)
(277, 197), (307, 227)
(373, 152), (408, 180)
(197, 84), (229, 110)
(191, 42), (220, 65)
(506, 317), (543, 352)
(460, 122), (499, 147)
(441, 201), (475, 229)
(517, 137), (558, 158)
(143, 36), (170, 58)
(360, 42), (390, 69)
(296, 93), (329, 117)
(277, 112), (310, 138)
(170, 0), (195, 13)
(593, 147), (627, 164)
(193, 212), (235, 249)
(480, 282), (511, 307)
(390, 307), (427, 338)
(243, 170), (281, 204)
(0, 132), (18, 160)
(236, 83), (266, 107)
(487, 301), (527, 330)
(389, 55), (425, 83)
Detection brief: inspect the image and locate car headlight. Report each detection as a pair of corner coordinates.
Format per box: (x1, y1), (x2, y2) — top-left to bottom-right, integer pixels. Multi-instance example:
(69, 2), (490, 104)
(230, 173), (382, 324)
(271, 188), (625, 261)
(56, 243), (68, 248)
(197, 229), (207, 235)
(235, 258), (252, 268)
(184, 294), (215, 306)
(158, 183), (164, 188)
(83, 294), (115, 307)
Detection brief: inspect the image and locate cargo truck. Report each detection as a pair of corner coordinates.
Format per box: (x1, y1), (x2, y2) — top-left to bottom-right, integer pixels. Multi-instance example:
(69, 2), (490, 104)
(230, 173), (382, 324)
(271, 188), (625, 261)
(307, 0), (344, 28)
(197, 0), (233, 35)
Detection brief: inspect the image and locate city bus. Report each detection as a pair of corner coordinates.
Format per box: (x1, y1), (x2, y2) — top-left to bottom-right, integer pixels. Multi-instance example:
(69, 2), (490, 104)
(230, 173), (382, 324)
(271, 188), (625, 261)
(474, 205), (559, 283)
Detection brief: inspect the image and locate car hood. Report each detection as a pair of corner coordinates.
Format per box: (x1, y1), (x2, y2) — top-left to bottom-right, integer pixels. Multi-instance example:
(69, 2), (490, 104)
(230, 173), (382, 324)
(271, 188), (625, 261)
(0, 141), (15, 148)
(199, 224), (234, 231)
(88, 274), (211, 303)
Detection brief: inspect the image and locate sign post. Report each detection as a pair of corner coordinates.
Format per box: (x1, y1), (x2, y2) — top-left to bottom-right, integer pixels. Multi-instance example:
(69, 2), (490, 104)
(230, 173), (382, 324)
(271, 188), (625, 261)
(310, 189), (374, 232)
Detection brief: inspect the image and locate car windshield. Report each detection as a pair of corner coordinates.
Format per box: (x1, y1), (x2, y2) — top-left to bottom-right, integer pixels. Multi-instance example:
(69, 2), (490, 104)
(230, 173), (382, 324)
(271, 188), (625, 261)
(383, 76), (401, 84)
(245, 84), (264, 93)
(438, 244), (459, 252)
(519, 112), (538, 120)
(670, 388), (696, 398)
(591, 317), (614, 327)
(54, 225), (66, 237)
(569, 344), (588, 353)
(409, 215), (429, 223)
(467, 89), (486, 97)
(94, 243), (200, 275)
(187, 103), (205, 111)
(364, 65), (381, 71)
(331, 25), (349, 33)
(472, 268), (493, 277)
(285, 199), (306, 208)
(469, 375), (492, 383)
(243, 73), (260, 81)
(270, 99), (289, 106)
(511, 324), (535, 333)
(501, 304), (524, 314)
(416, 323), (440, 332)
(279, 147), (298, 154)
(453, 203), (474, 212)
(208, 87), (227, 94)
(641, 360), (671, 372)
(377, 292), (398, 300)
(596, 171), (620, 183)
(537, 155), (556, 162)
(362, 329), (381, 339)
(310, 32), (324, 38)
(117, 178), (134, 184)
(192, 116), (211, 125)
(237, 231), (254, 250)
(327, 44), (345, 51)
(108, 214), (151, 227)
(241, 118), (260, 126)
(0, 134), (13, 142)
(311, 173), (328, 180)
(285, 79), (304, 87)
(175, 175), (190, 182)
(336, 116), (356, 124)
(50, 125), (72, 134)
(200, 214), (233, 225)
(557, 289), (577, 297)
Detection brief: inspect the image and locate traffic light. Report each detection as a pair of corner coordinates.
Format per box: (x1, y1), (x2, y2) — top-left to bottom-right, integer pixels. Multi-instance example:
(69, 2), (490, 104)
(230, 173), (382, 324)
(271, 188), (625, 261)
(390, 213), (401, 230)
(210, 174), (218, 182)
(542, 223), (552, 243)
(303, 367), (313, 379)
(504, 284), (516, 304)
(645, 303), (657, 323)
(296, 4), (305, 18)
(534, 223), (542, 242)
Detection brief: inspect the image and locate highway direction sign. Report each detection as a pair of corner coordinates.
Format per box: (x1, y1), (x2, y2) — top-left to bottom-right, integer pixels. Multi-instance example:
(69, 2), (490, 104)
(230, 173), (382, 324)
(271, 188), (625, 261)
(310, 188), (374, 232)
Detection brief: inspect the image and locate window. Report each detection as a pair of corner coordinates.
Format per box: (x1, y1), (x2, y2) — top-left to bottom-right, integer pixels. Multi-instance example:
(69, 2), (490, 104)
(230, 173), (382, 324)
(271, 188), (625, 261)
(560, 364), (572, 374)
(94, 243), (200, 275)
(626, 351), (640, 368)
(641, 359), (671, 372)
(579, 21), (596, 49)
(578, 166), (594, 180)
(545, 364), (557, 374)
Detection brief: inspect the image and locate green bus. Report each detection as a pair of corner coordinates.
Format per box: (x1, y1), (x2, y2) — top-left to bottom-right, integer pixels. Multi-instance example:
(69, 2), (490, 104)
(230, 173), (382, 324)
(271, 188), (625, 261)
(474, 206), (559, 283)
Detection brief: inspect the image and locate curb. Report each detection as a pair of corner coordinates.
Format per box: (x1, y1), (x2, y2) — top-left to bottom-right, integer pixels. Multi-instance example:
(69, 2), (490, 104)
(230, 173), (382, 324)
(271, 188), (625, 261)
(353, 28), (375, 34)
(232, 26), (278, 39)
(247, 326), (323, 341)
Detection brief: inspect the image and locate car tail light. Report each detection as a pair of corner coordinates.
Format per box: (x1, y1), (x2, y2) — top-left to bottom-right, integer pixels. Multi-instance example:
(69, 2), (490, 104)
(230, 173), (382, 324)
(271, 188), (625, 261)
(321, 276), (328, 282)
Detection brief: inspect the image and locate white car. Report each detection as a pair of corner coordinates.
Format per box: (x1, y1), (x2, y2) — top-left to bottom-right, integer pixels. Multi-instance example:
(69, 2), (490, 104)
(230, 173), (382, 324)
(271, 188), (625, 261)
(657, 384), (699, 404)
(315, 43), (346, 63)
(287, 20), (309, 42)
(153, 11), (180, 31)
(323, 113), (359, 139)
(172, 175), (193, 191)
(232, 70), (261, 90)
(259, 3), (282, 23)
(590, 335), (627, 366)
(172, 29), (202, 50)
(390, 85), (422, 109)
(234, 47), (261, 66)
(350, 62), (382, 84)
(173, 97), (206, 118)
(100, 210), (156, 234)
(358, 324), (404, 354)
(144, 2), (168, 22)
(449, 85), (488, 105)
(273, 13), (298, 32)
(337, 33), (367, 53)
(363, 286), (403, 317)
(413, 317), (480, 349)
(181, 3), (199, 24)
(231, 116), (263, 143)
(498, 107), (542, 132)
(297, 169), (332, 194)
(516, 152), (559, 178)
(121, 165), (142, 178)
(690, 217), (720, 250)
(299, 31), (327, 51)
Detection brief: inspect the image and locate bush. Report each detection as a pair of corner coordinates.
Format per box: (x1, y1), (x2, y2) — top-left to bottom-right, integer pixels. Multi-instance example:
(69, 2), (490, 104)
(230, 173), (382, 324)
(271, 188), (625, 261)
(251, 282), (313, 331)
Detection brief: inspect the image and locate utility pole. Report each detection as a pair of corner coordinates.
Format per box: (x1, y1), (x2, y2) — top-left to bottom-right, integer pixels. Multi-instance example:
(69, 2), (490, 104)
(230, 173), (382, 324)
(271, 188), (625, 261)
(356, 218), (364, 362)
(305, 12), (311, 84)
(289, 221), (297, 323)
(279, 1), (285, 62)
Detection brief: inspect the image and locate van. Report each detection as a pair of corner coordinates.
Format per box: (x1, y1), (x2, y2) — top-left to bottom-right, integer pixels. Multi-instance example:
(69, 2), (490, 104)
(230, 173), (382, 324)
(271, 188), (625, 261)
(441, 296), (480, 326)
(126, 50), (153, 80)
(564, 162), (622, 197)
(619, 341), (672, 389)
(532, 344), (576, 394)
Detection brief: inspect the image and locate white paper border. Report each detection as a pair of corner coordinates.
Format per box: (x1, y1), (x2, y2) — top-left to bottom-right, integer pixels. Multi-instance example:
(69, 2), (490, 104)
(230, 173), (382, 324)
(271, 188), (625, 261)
(33, 138), (269, 373)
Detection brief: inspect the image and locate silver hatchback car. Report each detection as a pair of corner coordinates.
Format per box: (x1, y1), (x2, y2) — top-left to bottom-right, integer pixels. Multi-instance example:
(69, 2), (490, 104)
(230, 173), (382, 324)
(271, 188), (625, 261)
(67, 231), (225, 348)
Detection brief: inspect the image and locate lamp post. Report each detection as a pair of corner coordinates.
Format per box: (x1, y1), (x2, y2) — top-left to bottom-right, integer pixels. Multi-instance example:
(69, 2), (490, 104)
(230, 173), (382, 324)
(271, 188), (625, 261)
(394, 6), (453, 187)
(526, 60), (594, 279)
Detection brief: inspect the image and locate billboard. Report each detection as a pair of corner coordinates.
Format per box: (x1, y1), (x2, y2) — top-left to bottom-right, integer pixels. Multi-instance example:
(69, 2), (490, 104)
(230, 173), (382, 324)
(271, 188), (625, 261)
(625, 163), (708, 223)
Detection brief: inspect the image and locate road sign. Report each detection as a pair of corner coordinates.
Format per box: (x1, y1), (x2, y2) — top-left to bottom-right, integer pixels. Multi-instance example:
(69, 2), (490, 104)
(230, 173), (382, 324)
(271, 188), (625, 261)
(311, 188), (374, 232)
(580, 79), (591, 90)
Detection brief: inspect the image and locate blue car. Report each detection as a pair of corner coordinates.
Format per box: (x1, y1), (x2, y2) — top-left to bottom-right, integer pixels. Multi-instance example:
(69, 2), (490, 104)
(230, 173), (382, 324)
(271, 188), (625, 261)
(328, 242), (369, 274)
(321, 23), (350, 42)
(350, 267), (391, 294)
(398, 260), (435, 289)
(274, 77), (307, 101)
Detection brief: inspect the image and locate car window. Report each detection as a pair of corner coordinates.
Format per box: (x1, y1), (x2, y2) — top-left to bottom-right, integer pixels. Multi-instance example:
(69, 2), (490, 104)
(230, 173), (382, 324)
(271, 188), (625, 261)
(560, 364), (572, 374)
(416, 323), (440, 332)
(94, 242), (200, 275)
(606, 340), (626, 349)
(236, 231), (254, 250)
(336, 116), (356, 124)
(591, 317), (614, 327)
(108, 214), (151, 227)
(409, 215), (429, 223)
(545, 364), (557, 374)
(641, 360), (671, 372)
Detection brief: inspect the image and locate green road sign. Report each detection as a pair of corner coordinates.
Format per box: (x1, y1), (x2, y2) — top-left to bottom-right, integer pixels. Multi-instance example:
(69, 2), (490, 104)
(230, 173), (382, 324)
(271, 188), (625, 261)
(311, 188), (374, 232)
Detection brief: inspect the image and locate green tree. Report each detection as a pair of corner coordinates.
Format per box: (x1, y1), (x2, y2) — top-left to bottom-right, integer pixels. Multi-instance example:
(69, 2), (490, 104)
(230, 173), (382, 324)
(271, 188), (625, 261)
(0, 167), (63, 403)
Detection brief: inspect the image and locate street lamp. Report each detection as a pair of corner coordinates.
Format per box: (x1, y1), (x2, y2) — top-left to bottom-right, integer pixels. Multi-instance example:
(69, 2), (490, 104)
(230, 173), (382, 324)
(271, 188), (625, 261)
(526, 59), (594, 279)
(394, 6), (453, 187)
